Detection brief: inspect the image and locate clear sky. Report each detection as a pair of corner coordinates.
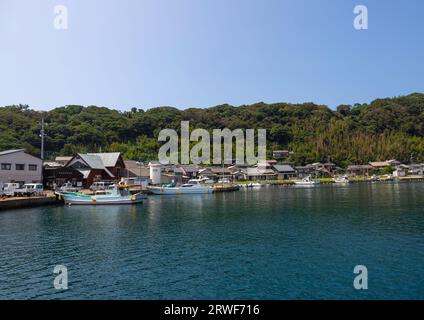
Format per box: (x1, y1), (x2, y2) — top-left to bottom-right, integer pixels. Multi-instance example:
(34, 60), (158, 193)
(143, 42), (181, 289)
(0, 0), (423, 110)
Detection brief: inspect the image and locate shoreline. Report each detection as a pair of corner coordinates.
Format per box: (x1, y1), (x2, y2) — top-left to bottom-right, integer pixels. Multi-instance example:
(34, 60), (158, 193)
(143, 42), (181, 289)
(1, 177), (423, 212)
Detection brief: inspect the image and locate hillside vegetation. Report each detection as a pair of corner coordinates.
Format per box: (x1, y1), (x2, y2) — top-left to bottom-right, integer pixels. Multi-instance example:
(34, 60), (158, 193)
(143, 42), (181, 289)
(1, 93), (424, 166)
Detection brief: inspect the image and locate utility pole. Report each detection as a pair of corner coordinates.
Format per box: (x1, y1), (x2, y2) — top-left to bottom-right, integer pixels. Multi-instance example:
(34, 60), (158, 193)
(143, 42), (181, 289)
(136, 160), (143, 189)
(40, 118), (46, 160)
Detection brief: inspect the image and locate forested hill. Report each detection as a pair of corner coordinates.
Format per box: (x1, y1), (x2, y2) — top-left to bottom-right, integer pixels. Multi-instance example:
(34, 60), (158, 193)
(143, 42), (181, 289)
(1, 93), (424, 166)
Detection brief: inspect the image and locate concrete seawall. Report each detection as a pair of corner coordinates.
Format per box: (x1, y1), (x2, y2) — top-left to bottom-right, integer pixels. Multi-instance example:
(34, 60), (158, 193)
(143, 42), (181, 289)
(213, 185), (240, 192)
(0, 196), (57, 211)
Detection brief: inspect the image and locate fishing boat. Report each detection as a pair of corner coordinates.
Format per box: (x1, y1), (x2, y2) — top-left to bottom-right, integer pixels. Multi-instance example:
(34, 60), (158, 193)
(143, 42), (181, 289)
(147, 179), (213, 195)
(294, 176), (320, 186)
(333, 175), (350, 184)
(56, 184), (144, 205)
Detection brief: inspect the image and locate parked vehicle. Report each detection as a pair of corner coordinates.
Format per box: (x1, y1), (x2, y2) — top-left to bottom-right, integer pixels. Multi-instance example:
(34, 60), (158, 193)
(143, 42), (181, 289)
(90, 182), (113, 191)
(14, 183), (44, 196)
(59, 182), (80, 193)
(0, 183), (44, 197)
(2, 183), (20, 197)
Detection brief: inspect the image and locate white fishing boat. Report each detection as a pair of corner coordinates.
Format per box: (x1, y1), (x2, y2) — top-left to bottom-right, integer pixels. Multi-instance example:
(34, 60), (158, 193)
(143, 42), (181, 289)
(333, 175), (350, 184)
(294, 176), (320, 185)
(147, 179), (213, 195)
(56, 184), (144, 205)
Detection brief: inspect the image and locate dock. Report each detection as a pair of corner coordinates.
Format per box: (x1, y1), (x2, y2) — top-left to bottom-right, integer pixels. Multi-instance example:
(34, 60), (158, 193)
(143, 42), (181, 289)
(0, 195), (57, 211)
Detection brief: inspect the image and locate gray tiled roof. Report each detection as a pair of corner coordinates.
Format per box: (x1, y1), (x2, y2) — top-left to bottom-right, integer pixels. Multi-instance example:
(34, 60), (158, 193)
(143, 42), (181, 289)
(246, 167), (276, 176)
(77, 153), (115, 178)
(0, 149), (24, 156)
(87, 153), (121, 167)
(273, 165), (295, 172)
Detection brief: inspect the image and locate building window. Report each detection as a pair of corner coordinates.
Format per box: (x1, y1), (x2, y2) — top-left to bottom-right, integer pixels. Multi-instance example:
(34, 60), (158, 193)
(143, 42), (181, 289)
(29, 164), (38, 171)
(1, 163), (11, 170)
(16, 164), (25, 170)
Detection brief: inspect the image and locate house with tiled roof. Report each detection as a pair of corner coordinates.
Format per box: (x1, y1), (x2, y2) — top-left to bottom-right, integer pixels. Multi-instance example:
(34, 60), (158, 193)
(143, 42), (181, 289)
(244, 167), (277, 181)
(66, 153), (114, 181)
(54, 152), (127, 187)
(86, 153), (126, 178)
(272, 164), (297, 180)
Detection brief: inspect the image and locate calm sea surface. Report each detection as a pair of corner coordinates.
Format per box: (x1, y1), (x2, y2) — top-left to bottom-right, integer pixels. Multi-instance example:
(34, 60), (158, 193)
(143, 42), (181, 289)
(0, 182), (423, 299)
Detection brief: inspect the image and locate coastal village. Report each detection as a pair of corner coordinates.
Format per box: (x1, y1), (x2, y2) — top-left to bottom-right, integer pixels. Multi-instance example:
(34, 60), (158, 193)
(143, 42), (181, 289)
(1, 148), (424, 189)
(1, 147), (424, 209)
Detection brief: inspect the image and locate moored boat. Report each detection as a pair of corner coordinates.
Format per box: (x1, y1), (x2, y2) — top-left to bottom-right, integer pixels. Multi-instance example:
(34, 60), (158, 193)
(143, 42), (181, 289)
(333, 175), (350, 184)
(294, 176), (320, 185)
(56, 184), (144, 205)
(147, 179), (213, 195)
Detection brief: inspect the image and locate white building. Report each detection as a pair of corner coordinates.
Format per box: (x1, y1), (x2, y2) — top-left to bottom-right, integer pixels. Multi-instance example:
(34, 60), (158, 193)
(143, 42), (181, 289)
(0, 149), (43, 185)
(149, 161), (162, 185)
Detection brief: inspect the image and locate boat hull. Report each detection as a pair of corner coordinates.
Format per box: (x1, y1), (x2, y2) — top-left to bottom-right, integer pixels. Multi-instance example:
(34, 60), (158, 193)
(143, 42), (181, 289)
(57, 192), (144, 205)
(148, 186), (213, 195)
(294, 181), (320, 185)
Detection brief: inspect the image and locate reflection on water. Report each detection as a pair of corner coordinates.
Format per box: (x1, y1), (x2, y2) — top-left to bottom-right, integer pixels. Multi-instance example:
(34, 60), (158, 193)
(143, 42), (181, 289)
(0, 182), (423, 299)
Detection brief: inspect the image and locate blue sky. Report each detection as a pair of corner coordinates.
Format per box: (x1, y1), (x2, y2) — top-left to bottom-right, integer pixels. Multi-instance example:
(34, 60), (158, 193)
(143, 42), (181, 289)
(0, 0), (423, 110)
